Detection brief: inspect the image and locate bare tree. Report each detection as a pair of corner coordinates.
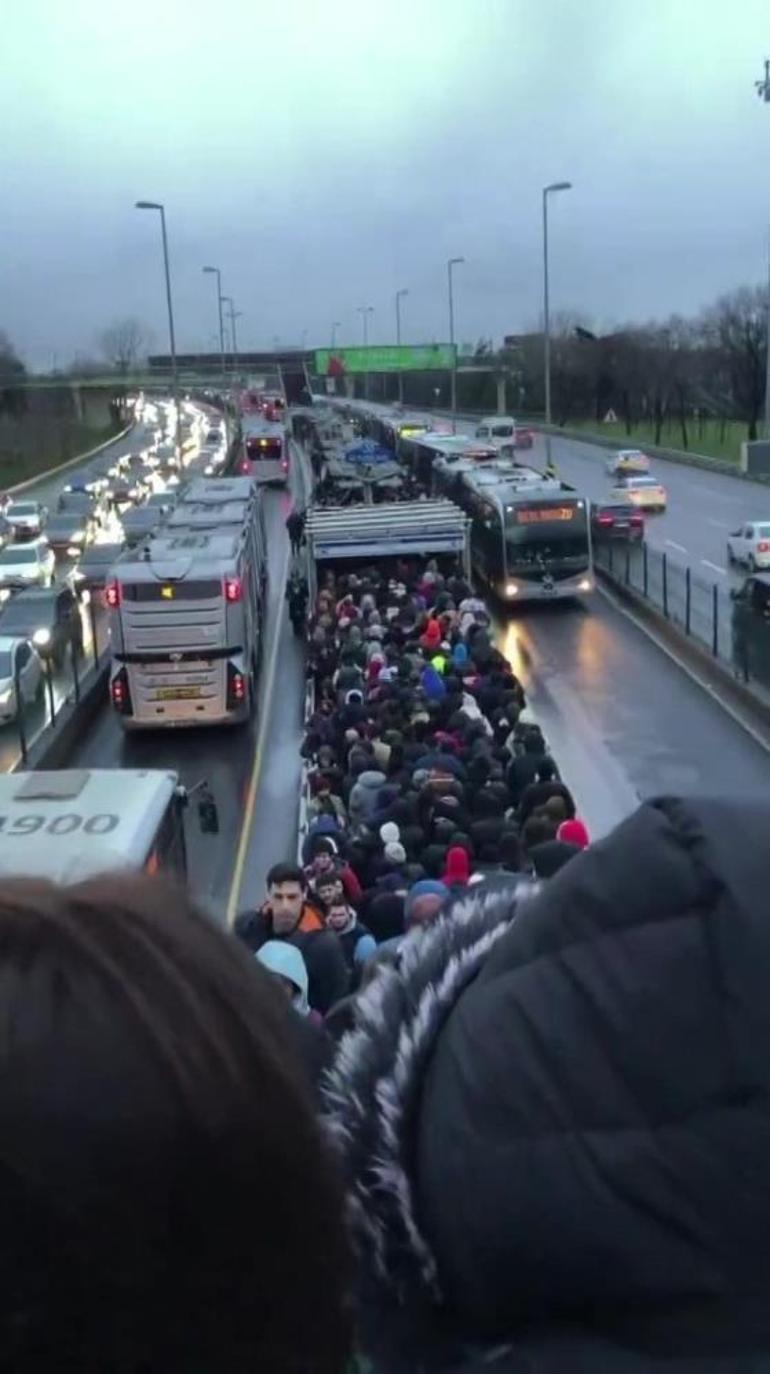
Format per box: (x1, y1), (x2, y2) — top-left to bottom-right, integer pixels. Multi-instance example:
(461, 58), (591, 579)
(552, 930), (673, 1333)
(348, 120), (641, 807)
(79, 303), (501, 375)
(98, 318), (149, 374)
(701, 286), (768, 440)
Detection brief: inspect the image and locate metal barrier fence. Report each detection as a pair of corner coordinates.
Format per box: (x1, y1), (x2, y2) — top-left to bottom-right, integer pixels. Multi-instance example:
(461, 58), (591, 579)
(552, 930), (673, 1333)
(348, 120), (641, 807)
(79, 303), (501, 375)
(8, 591), (109, 770)
(594, 538), (735, 658)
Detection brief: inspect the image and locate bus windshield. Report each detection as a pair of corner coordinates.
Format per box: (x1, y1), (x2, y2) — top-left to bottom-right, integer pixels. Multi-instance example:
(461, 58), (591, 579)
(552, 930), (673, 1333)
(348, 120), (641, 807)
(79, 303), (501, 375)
(505, 501), (589, 563)
(246, 437), (282, 460)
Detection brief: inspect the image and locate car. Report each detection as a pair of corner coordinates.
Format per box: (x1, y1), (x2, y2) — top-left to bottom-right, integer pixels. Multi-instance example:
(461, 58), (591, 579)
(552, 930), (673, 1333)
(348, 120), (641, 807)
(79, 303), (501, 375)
(610, 475), (667, 511)
(606, 448), (651, 476)
(0, 586), (83, 668)
(591, 502), (645, 542)
(726, 520), (770, 570)
(5, 501), (47, 539)
(44, 512), (95, 559)
(104, 475), (139, 508)
(71, 541), (124, 595)
(0, 540), (55, 589)
(118, 506), (167, 546)
(144, 491), (177, 514)
(57, 489), (104, 525)
(0, 634), (43, 722)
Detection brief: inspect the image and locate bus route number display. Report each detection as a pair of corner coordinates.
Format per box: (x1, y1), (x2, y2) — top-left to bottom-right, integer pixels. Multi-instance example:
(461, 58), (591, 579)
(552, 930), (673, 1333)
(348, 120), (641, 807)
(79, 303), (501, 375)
(0, 813), (120, 836)
(516, 506), (576, 524)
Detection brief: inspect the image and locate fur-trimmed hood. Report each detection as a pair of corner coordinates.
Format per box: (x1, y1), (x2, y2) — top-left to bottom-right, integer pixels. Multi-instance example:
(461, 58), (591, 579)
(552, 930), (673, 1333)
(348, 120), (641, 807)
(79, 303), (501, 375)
(325, 881), (527, 1367)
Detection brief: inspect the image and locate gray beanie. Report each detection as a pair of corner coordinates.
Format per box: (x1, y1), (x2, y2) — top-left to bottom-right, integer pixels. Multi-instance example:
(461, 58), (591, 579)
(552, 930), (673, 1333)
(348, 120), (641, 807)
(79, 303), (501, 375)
(385, 841), (406, 864)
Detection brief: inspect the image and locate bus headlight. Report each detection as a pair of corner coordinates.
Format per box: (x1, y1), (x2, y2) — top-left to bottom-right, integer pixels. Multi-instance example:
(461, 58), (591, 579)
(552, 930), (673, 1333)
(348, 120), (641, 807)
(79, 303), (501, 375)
(578, 578), (592, 592)
(33, 628), (51, 647)
(505, 582), (519, 597)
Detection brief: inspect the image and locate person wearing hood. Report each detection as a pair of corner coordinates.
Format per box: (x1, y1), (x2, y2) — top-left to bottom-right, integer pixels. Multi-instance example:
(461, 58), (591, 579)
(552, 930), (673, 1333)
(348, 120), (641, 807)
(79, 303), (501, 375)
(419, 618), (442, 653)
(440, 844), (470, 890)
(420, 662), (446, 702)
(529, 837), (581, 879)
(326, 795), (770, 1373)
(348, 769), (388, 828)
(255, 941), (332, 1087)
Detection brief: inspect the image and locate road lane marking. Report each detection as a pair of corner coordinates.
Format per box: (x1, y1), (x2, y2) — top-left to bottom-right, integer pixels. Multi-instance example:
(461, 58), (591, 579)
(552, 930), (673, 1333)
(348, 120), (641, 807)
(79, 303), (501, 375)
(701, 559), (726, 575)
(226, 538), (291, 927)
(665, 539), (688, 554)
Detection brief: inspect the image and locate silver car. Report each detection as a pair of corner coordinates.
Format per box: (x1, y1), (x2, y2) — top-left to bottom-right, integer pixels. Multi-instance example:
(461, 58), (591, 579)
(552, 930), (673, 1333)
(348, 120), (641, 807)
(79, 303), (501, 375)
(0, 540), (55, 589)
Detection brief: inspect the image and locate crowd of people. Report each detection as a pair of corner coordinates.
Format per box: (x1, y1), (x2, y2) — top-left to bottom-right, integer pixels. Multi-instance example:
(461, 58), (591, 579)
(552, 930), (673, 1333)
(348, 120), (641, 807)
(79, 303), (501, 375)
(236, 555), (590, 1036)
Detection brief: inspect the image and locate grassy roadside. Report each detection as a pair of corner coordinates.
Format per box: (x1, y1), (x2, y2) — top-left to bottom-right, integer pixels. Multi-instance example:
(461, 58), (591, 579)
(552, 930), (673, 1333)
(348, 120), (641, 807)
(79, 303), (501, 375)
(0, 420), (124, 490)
(564, 417), (747, 465)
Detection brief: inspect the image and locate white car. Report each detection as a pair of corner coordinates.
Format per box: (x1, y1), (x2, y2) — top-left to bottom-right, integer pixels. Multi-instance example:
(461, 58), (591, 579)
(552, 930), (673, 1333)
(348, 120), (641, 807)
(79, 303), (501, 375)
(610, 476), (667, 511)
(726, 520), (770, 570)
(5, 501), (47, 538)
(0, 634), (43, 722)
(606, 449), (651, 476)
(0, 540), (55, 589)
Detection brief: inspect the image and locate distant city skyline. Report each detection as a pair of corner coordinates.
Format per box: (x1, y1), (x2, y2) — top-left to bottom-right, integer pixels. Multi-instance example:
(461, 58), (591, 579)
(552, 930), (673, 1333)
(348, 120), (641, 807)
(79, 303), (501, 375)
(2, 0), (769, 369)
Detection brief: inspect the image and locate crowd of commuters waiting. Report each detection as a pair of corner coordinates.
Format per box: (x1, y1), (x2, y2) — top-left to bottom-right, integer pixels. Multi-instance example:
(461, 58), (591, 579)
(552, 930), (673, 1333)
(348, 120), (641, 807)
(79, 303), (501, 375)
(2, 536), (769, 1365)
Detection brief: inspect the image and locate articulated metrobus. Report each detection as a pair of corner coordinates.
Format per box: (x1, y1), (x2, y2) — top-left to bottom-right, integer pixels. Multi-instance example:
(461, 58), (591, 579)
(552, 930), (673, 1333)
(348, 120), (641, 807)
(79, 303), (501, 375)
(0, 768), (188, 882)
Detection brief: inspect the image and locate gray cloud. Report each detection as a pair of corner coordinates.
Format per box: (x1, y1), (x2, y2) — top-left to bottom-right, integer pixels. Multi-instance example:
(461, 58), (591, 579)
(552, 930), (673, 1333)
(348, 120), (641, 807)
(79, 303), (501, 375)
(2, 0), (769, 367)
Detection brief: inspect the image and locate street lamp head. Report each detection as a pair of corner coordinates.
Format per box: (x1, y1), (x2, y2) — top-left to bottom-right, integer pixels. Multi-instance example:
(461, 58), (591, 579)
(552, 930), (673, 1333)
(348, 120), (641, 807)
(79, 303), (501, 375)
(544, 181), (572, 194)
(135, 200), (162, 210)
(397, 287), (409, 299)
(448, 256), (465, 268)
(202, 265), (218, 275)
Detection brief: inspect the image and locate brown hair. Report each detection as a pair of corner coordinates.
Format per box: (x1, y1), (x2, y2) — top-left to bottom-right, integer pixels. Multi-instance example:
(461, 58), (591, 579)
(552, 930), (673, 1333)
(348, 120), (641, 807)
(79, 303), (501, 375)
(0, 873), (350, 1372)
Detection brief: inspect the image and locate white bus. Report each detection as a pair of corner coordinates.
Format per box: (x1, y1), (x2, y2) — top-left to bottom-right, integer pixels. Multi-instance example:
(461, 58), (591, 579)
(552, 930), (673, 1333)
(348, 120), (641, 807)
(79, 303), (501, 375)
(0, 768), (187, 882)
(107, 480), (268, 728)
(240, 419), (289, 485)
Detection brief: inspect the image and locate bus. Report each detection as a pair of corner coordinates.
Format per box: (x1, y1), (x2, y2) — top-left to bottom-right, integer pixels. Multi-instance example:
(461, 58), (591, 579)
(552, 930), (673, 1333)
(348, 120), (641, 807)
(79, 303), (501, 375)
(240, 420), (289, 485)
(431, 460), (593, 602)
(108, 479), (268, 728)
(399, 432), (500, 487)
(0, 768), (187, 882)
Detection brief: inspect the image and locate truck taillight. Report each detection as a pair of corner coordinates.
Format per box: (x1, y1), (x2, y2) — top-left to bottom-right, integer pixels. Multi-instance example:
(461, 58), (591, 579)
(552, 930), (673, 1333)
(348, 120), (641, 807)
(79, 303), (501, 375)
(227, 663), (246, 709)
(106, 580), (121, 608)
(224, 576), (242, 603)
(110, 667), (132, 715)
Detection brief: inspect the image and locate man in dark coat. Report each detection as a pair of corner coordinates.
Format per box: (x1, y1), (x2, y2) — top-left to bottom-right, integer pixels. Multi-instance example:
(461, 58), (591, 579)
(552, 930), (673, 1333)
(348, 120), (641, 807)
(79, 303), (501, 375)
(234, 862), (349, 1015)
(326, 796), (770, 1372)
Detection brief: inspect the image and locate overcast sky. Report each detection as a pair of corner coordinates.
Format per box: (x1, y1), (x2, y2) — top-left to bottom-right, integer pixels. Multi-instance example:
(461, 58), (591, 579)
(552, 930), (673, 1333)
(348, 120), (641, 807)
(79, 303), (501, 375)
(2, 0), (769, 368)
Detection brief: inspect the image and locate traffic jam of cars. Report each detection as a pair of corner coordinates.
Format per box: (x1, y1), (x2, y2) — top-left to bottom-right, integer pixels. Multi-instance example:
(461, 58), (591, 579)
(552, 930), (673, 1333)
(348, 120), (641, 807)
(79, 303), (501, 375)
(0, 397), (227, 723)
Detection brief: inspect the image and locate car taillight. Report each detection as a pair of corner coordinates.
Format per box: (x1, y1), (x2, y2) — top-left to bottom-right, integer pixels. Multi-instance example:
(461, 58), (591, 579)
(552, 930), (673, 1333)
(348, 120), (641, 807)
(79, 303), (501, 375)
(631, 514), (644, 524)
(227, 662), (246, 709)
(110, 667), (132, 715)
(759, 541), (770, 553)
(224, 575), (242, 603)
(106, 579), (121, 608)
(597, 514), (614, 525)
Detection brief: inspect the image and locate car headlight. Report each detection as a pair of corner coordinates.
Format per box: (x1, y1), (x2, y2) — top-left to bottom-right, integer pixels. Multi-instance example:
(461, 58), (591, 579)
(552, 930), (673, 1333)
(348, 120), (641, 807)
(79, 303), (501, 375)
(33, 628), (51, 647)
(505, 582), (519, 597)
(0, 688), (13, 707)
(578, 578), (592, 592)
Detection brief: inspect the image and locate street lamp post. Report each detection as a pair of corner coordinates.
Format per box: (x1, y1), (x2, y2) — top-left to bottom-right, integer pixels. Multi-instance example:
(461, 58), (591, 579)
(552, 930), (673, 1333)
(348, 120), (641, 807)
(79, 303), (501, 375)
(203, 266), (227, 437)
(542, 181), (572, 428)
(358, 305), (374, 398)
(395, 287), (408, 404)
(221, 295), (242, 374)
(331, 321), (342, 348)
(135, 200), (181, 456)
(447, 257), (465, 431)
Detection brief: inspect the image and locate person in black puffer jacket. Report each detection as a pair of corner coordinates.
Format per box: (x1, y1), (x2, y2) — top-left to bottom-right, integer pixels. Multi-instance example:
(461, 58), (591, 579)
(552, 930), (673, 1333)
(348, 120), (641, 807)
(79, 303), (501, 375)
(326, 796), (770, 1373)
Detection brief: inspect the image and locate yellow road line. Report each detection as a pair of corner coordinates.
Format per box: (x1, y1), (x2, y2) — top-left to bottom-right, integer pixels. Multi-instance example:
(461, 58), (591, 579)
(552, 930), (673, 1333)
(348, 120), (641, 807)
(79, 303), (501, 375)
(226, 540), (291, 926)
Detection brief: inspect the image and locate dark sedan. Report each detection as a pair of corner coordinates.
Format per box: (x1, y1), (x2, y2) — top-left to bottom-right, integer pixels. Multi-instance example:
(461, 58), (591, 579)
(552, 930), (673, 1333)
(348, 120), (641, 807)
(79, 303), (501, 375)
(45, 512), (95, 559)
(71, 541), (124, 594)
(0, 586), (83, 667)
(591, 503), (645, 542)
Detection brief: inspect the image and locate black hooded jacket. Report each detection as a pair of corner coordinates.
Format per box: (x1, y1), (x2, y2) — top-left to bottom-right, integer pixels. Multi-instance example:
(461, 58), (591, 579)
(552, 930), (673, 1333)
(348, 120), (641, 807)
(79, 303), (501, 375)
(326, 796), (770, 1372)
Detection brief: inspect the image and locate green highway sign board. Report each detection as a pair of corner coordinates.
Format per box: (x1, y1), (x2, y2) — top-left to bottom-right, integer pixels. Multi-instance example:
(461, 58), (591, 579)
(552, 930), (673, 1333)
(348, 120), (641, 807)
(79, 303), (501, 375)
(314, 344), (456, 376)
